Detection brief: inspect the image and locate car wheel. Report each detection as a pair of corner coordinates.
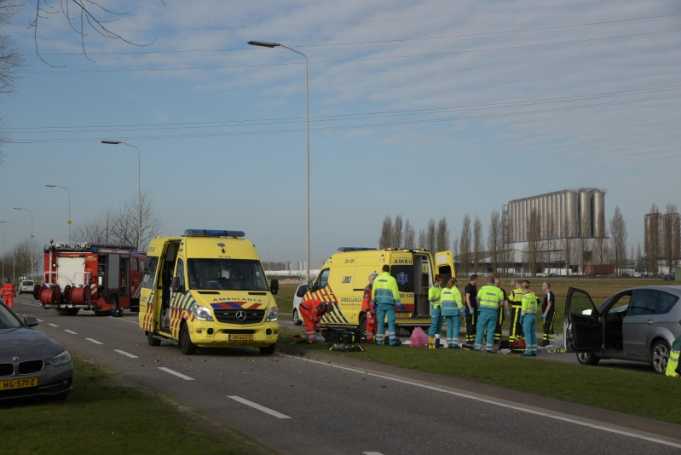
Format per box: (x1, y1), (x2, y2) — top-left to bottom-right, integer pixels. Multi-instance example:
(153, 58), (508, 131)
(576, 351), (600, 366)
(179, 323), (196, 355)
(292, 309), (302, 326)
(260, 344), (276, 355)
(651, 339), (670, 374)
(146, 332), (161, 347)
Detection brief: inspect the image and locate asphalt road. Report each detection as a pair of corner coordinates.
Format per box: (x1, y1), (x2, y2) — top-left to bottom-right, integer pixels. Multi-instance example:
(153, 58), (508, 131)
(13, 295), (681, 455)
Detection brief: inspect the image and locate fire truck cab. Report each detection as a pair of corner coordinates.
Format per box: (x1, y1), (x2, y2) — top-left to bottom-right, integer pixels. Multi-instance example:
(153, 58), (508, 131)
(38, 243), (145, 316)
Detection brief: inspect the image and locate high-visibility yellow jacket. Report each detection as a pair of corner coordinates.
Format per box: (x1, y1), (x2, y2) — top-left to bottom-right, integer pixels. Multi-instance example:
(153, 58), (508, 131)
(509, 288), (526, 307)
(441, 286), (464, 315)
(429, 286), (442, 310)
(477, 285), (504, 310)
(521, 292), (539, 315)
(372, 272), (401, 306)
(666, 336), (680, 378)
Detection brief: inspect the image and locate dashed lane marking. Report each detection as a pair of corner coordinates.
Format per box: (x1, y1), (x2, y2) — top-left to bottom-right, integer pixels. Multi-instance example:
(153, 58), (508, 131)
(114, 349), (139, 359)
(158, 367), (195, 381)
(85, 337), (103, 345)
(280, 354), (681, 450)
(227, 395), (292, 420)
(48, 323), (59, 328)
(64, 329), (78, 335)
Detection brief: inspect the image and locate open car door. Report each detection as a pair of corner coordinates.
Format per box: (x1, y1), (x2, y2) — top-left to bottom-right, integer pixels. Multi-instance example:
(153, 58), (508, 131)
(566, 287), (602, 352)
(434, 250), (456, 281)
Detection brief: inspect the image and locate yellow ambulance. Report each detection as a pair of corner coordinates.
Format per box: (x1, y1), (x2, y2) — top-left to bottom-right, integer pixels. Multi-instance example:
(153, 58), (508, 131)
(138, 229), (279, 355)
(306, 248), (456, 331)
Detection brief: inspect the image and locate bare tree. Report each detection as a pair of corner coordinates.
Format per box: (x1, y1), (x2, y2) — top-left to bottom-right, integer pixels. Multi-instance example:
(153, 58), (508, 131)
(645, 204), (659, 274)
(610, 206), (627, 276)
(488, 210), (500, 274)
(30, 1), (151, 65)
(527, 209), (540, 274)
(435, 217), (449, 251)
(417, 229), (426, 250)
(0, 1), (18, 94)
(392, 215), (403, 249)
(473, 217), (482, 273)
(403, 220), (415, 249)
(459, 215), (471, 274)
(379, 216), (393, 249)
(426, 219), (436, 253)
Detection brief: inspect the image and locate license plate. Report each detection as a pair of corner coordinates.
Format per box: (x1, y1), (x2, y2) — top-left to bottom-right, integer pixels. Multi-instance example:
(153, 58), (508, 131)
(228, 334), (254, 343)
(0, 377), (39, 391)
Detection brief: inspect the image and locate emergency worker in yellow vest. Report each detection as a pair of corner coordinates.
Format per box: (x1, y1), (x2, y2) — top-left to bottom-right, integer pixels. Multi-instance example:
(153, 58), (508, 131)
(440, 277), (464, 349)
(427, 275), (444, 349)
(520, 280), (539, 357)
(474, 276), (504, 352)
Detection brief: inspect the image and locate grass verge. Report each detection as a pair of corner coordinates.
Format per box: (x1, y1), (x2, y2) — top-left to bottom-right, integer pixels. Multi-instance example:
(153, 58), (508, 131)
(279, 330), (681, 426)
(0, 358), (274, 455)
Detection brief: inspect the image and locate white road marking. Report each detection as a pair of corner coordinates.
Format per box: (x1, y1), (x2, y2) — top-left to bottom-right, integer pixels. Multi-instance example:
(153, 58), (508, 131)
(37, 318), (43, 322)
(85, 337), (103, 345)
(48, 323), (59, 328)
(281, 354), (681, 450)
(64, 329), (78, 335)
(110, 317), (139, 326)
(114, 349), (139, 359)
(227, 395), (291, 420)
(363, 452), (385, 455)
(158, 367), (195, 381)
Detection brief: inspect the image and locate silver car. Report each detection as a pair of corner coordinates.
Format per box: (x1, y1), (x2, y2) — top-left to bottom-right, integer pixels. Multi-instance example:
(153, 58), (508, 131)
(0, 301), (73, 400)
(567, 285), (681, 374)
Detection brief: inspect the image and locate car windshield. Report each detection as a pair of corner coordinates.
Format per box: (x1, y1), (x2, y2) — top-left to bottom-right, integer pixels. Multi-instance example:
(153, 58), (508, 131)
(22, 281), (33, 286)
(0, 304), (22, 329)
(188, 259), (268, 291)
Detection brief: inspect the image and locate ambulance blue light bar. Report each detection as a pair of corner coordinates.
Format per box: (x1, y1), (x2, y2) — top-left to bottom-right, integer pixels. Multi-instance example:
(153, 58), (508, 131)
(183, 229), (245, 238)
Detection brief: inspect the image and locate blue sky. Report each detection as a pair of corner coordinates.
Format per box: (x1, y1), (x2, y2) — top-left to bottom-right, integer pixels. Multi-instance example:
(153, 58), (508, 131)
(1, 0), (681, 264)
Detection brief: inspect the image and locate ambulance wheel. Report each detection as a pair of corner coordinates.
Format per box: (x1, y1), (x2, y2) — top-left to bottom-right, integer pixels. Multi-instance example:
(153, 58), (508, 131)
(260, 344), (276, 355)
(146, 332), (161, 347)
(179, 323), (196, 355)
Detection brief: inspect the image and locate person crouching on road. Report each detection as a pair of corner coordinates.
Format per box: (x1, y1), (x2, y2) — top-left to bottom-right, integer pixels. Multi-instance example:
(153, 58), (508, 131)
(427, 275), (443, 349)
(441, 277), (463, 349)
(361, 272), (378, 342)
(521, 280), (539, 357)
(541, 282), (556, 347)
(474, 276), (504, 353)
(666, 335), (681, 378)
(372, 265), (401, 347)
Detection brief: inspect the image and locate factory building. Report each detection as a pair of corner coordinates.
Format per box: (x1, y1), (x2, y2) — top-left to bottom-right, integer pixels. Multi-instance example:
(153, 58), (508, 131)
(503, 189), (607, 273)
(644, 209), (681, 273)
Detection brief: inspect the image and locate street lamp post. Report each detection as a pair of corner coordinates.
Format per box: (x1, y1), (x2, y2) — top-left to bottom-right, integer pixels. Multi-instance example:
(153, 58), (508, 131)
(248, 40), (312, 284)
(13, 207), (35, 279)
(45, 184), (72, 242)
(100, 140), (142, 250)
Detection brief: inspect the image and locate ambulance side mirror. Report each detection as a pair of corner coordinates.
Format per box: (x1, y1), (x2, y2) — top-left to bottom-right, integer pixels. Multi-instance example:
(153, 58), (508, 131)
(270, 278), (279, 296)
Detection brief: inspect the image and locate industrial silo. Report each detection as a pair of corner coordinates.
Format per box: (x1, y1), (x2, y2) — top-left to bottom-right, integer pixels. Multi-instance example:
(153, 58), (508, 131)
(593, 190), (606, 239)
(579, 190), (593, 238)
(566, 191), (579, 238)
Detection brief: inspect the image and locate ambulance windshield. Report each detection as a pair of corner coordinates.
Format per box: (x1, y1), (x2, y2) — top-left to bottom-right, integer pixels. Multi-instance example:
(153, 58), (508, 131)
(188, 259), (268, 291)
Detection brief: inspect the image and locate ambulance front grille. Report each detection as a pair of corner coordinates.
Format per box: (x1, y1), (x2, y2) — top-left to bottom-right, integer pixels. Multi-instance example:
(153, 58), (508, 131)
(213, 309), (265, 324)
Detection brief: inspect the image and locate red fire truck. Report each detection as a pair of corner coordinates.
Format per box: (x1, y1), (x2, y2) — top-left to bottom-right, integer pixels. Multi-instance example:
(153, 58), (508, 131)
(36, 242), (145, 316)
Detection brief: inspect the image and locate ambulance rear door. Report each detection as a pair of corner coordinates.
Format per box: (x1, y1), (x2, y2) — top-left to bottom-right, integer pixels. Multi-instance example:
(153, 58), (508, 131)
(435, 250), (456, 281)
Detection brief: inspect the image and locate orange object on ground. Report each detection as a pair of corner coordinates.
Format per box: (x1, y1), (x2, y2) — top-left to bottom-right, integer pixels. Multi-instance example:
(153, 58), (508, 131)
(1, 283), (15, 309)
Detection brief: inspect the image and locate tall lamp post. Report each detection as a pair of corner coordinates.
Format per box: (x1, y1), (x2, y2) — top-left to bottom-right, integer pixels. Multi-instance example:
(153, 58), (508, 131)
(13, 207), (35, 279)
(45, 184), (72, 242)
(100, 140), (142, 249)
(0, 220), (7, 281)
(248, 40), (312, 284)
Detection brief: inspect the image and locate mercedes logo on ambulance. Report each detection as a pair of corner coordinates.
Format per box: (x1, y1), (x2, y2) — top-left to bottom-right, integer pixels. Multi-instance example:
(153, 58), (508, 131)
(235, 311), (247, 321)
